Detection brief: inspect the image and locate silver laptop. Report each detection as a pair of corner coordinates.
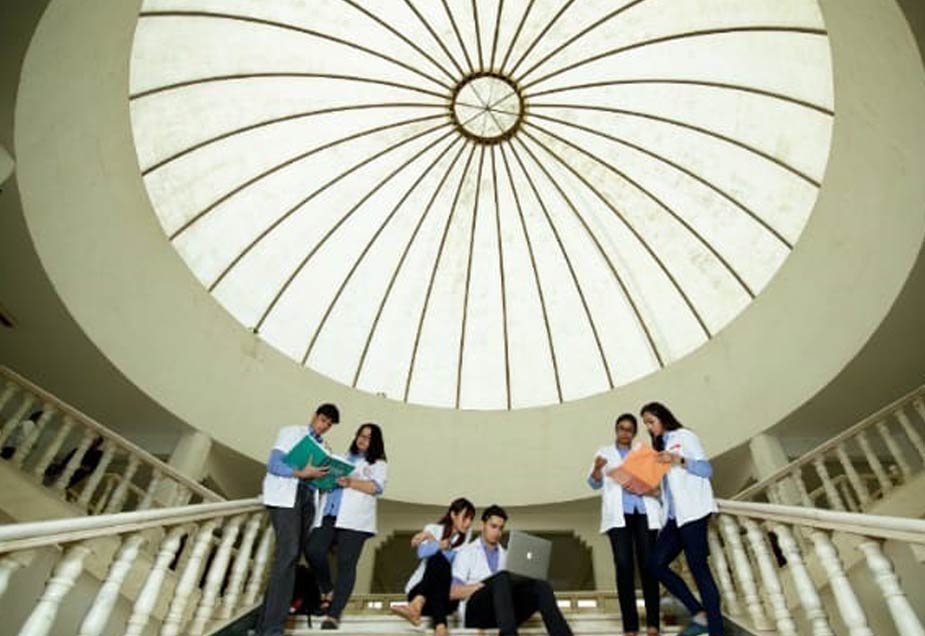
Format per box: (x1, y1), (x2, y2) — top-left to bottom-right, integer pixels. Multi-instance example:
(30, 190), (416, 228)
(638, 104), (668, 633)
(504, 530), (551, 580)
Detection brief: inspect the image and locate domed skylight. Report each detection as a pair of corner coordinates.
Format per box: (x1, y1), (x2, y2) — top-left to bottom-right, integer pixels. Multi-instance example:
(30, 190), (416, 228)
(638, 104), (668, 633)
(130, 0), (834, 410)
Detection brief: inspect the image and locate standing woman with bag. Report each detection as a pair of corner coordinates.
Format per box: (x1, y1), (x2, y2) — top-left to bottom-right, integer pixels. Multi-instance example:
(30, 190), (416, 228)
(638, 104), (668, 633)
(642, 402), (722, 636)
(392, 497), (476, 636)
(307, 423), (388, 630)
(587, 414), (662, 636)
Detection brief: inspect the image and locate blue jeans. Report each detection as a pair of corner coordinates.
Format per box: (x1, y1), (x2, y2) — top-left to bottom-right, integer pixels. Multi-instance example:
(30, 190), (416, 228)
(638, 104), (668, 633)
(652, 515), (723, 636)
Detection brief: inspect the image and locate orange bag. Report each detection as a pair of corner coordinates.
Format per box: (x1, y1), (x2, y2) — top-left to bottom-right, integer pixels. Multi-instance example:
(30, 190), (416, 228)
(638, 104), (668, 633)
(606, 446), (670, 495)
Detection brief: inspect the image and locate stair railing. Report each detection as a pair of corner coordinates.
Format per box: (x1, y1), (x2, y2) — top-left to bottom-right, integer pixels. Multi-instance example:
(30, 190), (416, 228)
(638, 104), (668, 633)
(712, 499), (925, 636)
(733, 384), (925, 511)
(0, 366), (222, 513)
(0, 499), (269, 636)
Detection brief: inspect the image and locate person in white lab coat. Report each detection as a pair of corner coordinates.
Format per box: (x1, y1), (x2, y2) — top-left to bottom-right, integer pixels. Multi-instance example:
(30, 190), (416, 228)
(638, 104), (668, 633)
(256, 403), (340, 636)
(391, 497), (476, 636)
(307, 422), (388, 630)
(588, 413), (662, 636)
(643, 402), (722, 636)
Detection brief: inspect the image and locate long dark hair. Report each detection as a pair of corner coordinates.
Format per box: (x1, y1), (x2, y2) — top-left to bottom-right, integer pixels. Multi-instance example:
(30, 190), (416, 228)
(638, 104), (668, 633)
(349, 423), (386, 464)
(641, 401), (683, 451)
(437, 497), (475, 547)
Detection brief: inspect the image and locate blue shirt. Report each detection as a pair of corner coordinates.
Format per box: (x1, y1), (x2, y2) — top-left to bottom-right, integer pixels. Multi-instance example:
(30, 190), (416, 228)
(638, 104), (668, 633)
(587, 445), (648, 515)
(482, 538), (500, 574)
(266, 427), (325, 488)
(417, 528), (460, 563)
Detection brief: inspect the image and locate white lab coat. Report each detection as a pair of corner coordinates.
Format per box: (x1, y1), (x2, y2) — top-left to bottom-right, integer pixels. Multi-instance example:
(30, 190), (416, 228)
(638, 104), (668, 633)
(589, 441), (662, 533)
(261, 425), (313, 508)
(403, 522), (469, 594)
(452, 538), (507, 623)
(659, 429), (717, 527)
(313, 456), (388, 534)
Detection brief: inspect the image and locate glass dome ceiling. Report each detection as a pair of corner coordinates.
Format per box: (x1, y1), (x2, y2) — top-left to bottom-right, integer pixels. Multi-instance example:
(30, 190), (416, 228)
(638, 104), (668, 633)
(129, 0), (834, 410)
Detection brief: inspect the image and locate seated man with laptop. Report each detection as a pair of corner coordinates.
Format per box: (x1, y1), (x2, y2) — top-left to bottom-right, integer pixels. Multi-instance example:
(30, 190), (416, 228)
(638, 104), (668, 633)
(451, 505), (573, 636)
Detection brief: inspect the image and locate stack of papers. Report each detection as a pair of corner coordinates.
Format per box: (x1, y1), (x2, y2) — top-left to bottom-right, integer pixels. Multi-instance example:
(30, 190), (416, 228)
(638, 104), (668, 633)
(284, 435), (355, 491)
(606, 446), (670, 494)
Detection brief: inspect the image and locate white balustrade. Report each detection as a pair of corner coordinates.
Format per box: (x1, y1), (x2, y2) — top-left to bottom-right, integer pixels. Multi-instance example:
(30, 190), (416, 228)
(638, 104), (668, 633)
(716, 499), (925, 636)
(78, 533), (147, 636)
(243, 524), (274, 606)
(718, 515), (771, 629)
(218, 512), (263, 619)
(0, 366), (222, 516)
(707, 526), (741, 616)
(19, 543), (93, 636)
(0, 499), (266, 636)
(188, 514), (245, 635)
(734, 384), (925, 509)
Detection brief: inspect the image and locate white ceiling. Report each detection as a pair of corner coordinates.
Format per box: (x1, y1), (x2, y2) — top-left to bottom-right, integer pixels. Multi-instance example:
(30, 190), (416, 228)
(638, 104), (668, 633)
(129, 0), (834, 410)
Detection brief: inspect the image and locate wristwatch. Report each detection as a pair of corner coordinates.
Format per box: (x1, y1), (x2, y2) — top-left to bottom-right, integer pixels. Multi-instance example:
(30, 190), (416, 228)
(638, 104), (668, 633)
(679, 456), (687, 467)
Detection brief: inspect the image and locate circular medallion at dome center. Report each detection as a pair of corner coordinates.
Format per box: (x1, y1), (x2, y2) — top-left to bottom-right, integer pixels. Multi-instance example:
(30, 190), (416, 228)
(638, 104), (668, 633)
(451, 73), (523, 144)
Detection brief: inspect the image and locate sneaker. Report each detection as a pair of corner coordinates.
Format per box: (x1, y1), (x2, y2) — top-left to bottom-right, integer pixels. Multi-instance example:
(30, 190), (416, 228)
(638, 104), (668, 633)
(679, 622), (709, 636)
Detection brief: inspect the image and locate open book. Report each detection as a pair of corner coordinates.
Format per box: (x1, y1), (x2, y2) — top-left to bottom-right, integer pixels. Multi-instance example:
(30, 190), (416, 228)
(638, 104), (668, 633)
(283, 434), (355, 491)
(606, 445), (670, 495)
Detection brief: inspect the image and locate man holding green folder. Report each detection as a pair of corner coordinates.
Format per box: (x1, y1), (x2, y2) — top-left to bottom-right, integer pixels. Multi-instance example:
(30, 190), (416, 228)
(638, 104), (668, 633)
(257, 403), (340, 636)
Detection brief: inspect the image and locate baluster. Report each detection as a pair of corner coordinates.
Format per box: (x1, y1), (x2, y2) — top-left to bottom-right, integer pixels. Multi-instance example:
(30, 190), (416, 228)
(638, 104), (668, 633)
(12, 405), (55, 466)
(219, 513), (263, 619)
(138, 469), (163, 510)
(53, 429), (95, 492)
(836, 443), (871, 508)
(243, 524), (274, 606)
(707, 526), (740, 616)
(742, 519), (796, 635)
(161, 520), (219, 636)
(812, 455), (845, 511)
(125, 525), (187, 636)
(772, 524), (833, 636)
(791, 468), (813, 506)
(857, 540), (925, 636)
(169, 484), (192, 507)
(78, 534), (147, 636)
(913, 397), (925, 433)
(718, 515), (771, 629)
(0, 550), (33, 600)
(19, 543), (93, 636)
(0, 381), (18, 416)
(188, 515), (246, 635)
(77, 439), (116, 507)
(838, 480), (859, 512)
(32, 415), (74, 478)
(876, 420), (911, 480)
(810, 530), (872, 636)
(104, 455), (141, 513)
(894, 407), (925, 465)
(856, 430), (892, 495)
(92, 478), (116, 515)
(766, 481), (783, 505)
(0, 391), (35, 448)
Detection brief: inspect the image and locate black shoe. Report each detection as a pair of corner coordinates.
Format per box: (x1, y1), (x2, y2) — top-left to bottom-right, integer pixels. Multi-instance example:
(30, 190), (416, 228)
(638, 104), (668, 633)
(320, 617), (339, 630)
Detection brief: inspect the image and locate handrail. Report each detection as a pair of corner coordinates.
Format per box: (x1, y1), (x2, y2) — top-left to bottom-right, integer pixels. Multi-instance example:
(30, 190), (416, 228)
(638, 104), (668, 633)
(0, 498), (261, 553)
(733, 383), (925, 500)
(0, 365), (222, 502)
(717, 498), (925, 544)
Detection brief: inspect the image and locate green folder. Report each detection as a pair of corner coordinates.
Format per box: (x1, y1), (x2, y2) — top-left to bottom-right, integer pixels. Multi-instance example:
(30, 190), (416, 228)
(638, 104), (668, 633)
(283, 434), (356, 491)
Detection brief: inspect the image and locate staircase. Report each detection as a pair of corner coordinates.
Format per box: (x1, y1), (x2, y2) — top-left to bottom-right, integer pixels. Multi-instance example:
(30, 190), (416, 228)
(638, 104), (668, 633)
(0, 367), (272, 636)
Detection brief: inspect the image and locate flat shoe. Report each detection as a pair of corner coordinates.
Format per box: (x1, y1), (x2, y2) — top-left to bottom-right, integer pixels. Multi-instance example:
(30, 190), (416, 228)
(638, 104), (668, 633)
(390, 604), (422, 627)
(679, 622), (709, 636)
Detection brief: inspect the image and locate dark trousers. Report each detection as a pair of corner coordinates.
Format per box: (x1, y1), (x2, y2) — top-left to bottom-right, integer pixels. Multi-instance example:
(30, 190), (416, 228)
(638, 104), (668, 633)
(407, 553), (458, 627)
(306, 514), (371, 619)
(464, 571), (573, 636)
(652, 515), (723, 636)
(607, 512), (660, 631)
(258, 481), (315, 636)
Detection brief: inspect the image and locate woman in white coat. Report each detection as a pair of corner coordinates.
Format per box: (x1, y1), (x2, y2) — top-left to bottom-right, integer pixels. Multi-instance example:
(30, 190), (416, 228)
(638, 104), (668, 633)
(643, 402), (722, 636)
(306, 423), (388, 630)
(588, 413), (662, 636)
(391, 497), (476, 636)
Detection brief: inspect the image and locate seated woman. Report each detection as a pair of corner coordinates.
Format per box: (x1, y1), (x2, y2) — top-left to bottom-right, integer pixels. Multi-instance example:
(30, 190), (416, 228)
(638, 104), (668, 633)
(392, 497), (476, 636)
(306, 423), (387, 630)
